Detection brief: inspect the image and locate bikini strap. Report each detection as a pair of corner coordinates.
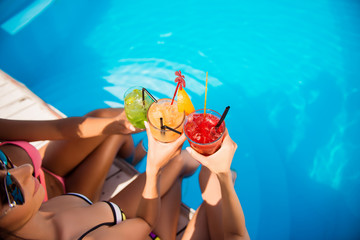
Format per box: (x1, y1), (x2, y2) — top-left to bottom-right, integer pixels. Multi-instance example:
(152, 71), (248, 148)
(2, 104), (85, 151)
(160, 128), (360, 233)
(38, 168), (48, 202)
(149, 232), (161, 240)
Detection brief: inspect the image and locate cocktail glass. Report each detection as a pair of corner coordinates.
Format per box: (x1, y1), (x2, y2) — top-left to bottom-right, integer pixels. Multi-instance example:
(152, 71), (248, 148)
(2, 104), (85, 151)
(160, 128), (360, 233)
(124, 86), (154, 129)
(147, 98), (185, 142)
(184, 109), (226, 156)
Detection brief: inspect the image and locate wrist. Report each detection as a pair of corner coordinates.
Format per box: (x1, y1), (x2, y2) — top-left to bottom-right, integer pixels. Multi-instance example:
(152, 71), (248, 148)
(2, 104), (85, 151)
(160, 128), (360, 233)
(146, 166), (160, 178)
(216, 170), (232, 182)
(146, 158), (162, 176)
(143, 170), (160, 198)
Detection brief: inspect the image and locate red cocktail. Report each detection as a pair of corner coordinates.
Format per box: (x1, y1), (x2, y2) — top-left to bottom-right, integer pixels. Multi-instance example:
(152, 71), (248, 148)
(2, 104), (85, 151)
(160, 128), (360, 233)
(184, 109), (226, 156)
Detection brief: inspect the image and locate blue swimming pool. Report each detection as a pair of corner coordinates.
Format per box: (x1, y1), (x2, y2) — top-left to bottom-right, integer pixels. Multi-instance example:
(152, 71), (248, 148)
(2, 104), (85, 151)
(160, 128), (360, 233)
(1, 0), (360, 239)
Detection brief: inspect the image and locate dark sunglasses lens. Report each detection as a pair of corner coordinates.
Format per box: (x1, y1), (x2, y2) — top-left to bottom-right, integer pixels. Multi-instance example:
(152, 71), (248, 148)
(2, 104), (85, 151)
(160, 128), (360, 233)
(0, 154), (7, 170)
(6, 174), (24, 205)
(0, 151), (13, 169)
(0, 162), (5, 170)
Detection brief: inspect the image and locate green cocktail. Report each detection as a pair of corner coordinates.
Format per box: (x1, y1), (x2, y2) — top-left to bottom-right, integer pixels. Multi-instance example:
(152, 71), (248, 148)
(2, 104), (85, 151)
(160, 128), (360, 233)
(124, 86), (154, 129)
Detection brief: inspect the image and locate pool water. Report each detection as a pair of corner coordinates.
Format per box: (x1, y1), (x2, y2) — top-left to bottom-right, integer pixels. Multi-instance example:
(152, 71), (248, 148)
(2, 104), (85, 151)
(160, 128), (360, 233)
(1, 0), (360, 239)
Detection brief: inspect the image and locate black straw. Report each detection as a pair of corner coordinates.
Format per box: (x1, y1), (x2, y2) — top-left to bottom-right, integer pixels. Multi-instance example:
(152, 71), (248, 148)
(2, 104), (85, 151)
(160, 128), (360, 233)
(160, 117), (165, 135)
(142, 88), (157, 103)
(215, 106), (230, 128)
(159, 118), (181, 135)
(164, 125), (182, 135)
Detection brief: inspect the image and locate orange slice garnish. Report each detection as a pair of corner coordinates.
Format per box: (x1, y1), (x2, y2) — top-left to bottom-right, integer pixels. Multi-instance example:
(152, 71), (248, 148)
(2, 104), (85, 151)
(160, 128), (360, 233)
(177, 88), (195, 115)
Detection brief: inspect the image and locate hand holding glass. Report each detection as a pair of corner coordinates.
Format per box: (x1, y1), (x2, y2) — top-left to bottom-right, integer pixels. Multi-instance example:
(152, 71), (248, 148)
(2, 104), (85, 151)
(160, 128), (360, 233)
(124, 86), (153, 129)
(147, 98), (185, 143)
(184, 109), (226, 156)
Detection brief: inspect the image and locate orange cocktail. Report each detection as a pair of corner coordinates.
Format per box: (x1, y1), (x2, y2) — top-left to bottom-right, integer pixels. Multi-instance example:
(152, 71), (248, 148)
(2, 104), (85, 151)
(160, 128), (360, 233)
(147, 98), (185, 142)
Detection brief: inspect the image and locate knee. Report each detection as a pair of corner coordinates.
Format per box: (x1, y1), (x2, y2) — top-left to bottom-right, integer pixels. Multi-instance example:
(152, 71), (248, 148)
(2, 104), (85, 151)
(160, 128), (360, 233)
(85, 108), (108, 118)
(183, 151), (200, 175)
(176, 151), (200, 178)
(85, 108), (122, 118)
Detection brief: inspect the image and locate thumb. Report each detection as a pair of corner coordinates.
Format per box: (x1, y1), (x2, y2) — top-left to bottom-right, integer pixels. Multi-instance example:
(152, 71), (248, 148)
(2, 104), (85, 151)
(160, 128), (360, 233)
(174, 133), (186, 147)
(144, 121), (152, 136)
(186, 147), (208, 166)
(144, 121), (155, 142)
(127, 122), (136, 132)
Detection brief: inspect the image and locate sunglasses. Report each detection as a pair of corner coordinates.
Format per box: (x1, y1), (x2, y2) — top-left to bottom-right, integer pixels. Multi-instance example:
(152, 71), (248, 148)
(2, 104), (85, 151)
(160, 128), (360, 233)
(0, 150), (25, 209)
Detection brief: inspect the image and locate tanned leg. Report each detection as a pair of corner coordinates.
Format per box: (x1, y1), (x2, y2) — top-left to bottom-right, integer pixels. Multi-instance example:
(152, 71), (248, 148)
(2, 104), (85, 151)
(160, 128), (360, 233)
(41, 108), (135, 201)
(110, 150), (199, 213)
(199, 166), (224, 240)
(152, 178), (182, 240)
(181, 203), (210, 240)
(63, 134), (126, 201)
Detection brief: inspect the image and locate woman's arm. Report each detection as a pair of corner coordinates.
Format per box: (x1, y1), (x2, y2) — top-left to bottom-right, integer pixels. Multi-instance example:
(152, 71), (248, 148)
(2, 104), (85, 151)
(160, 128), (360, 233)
(217, 171), (250, 240)
(87, 171), (161, 240)
(186, 129), (250, 240)
(0, 117), (89, 141)
(135, 121), (186, 229)
(0, 113), (136, 142)
(135, 166), (161, 230)
(89, 170), (162, 240)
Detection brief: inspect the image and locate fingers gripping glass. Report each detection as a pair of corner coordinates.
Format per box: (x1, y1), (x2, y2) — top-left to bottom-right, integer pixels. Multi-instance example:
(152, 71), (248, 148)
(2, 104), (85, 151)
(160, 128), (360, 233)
(0, 150), (24, 208)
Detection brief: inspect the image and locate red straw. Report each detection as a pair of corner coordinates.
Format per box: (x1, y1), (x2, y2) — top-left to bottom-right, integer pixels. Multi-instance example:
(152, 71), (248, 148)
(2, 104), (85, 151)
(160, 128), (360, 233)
(171, 70), (186, 105)
(171, 83), (180, 105)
